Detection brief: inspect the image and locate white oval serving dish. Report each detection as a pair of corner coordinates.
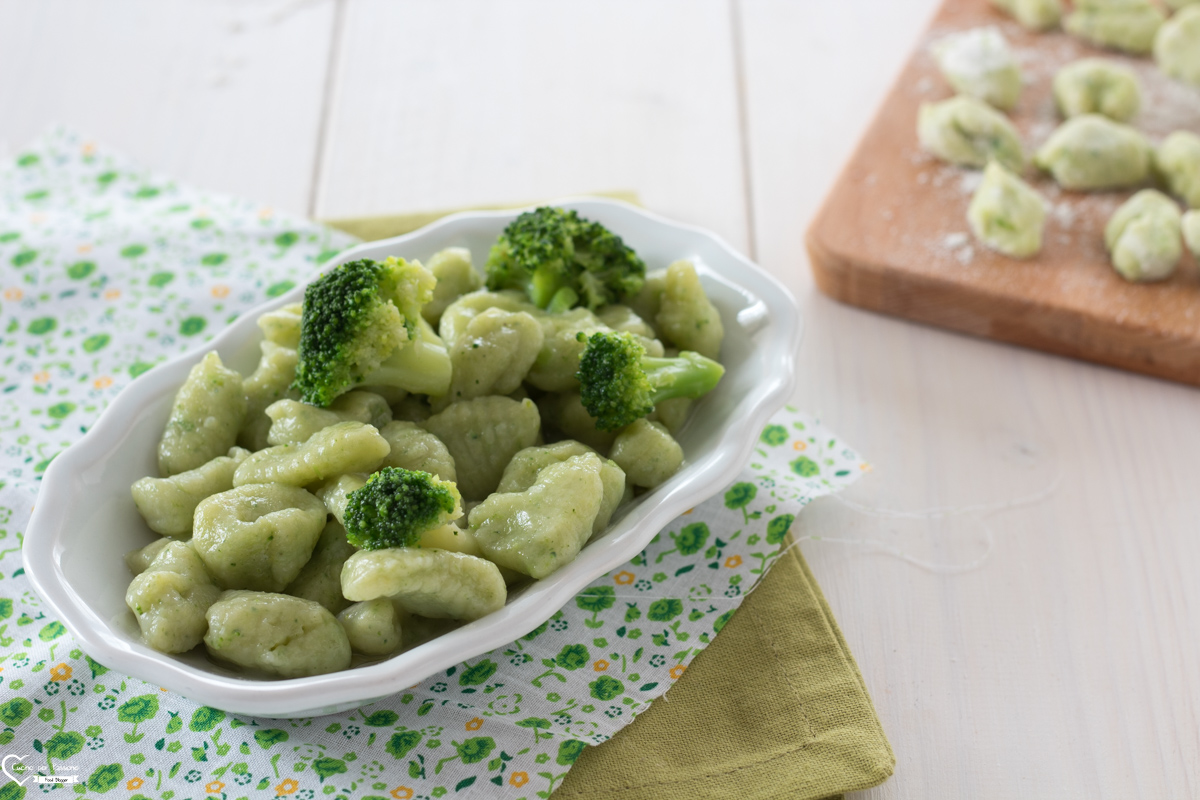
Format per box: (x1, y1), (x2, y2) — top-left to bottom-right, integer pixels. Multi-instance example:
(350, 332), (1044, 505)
(22, 198), (800, 718)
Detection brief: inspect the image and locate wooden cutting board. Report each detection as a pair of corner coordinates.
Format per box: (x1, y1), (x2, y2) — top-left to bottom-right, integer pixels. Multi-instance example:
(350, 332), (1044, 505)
(806, 0), (1200, 385)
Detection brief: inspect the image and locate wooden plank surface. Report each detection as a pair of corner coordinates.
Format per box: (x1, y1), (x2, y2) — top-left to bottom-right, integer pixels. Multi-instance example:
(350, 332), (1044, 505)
(313, 0), (750, 253)
(0, 0), (336, 214)
(4, 1), (1200, 797)
(741, 0), (1200, 797)
(806, 0), (1200, 386)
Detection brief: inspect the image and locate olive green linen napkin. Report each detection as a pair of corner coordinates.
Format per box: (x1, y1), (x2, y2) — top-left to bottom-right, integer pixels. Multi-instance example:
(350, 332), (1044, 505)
(324, 202), (895, 800)
(559, 540), (894, 800)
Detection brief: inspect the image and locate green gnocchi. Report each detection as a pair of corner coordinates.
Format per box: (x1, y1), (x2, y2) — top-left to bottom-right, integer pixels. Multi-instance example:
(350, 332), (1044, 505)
(1184, 210), (1200, 259)
(1104, 189), (1184, 282)
(657, 261), (725, 361)
(917, 3), (1198, 292)
(1034, 115), (1152, 191)
(610, 419), (685, 489)
(126, 231), (727, 676)
(126, 541), (221, 654)
(157, 351), (246, 476)
(967, 162), (1047, 259)
(378, 420), (457, 482)
(989, 0), (1062, 31)
(205, 591), (351, 677)
(1053, 59), (1141, 123)
(470, 454), (606, 579)
(422, 247), (482, 326)
(422, 396), (541, 501)
(132, 446), (249, 538)
(233, 420), (390, 487)
(917, 95), (1025, 172)
(439, 307), (544, 405)
(496, 442), (628, 537)
(1154, 5), (1200, 88)
(265, 391), (391, 446)
(124, 538), (171, 576)
(525, 307), (608, 391)
(193, 483), (328, 591)
(1064, 0), (1165, 55)
(537, 390), (619, 453)
(1156, 131), (1200, 210)
(933, 27), (1022, 111)
(239, 340), (300, 451)
(283, 519), (357, 615)
(341, 548), (506, 620)
(256, 302), (302, 348)
(338, 598), (405, 656)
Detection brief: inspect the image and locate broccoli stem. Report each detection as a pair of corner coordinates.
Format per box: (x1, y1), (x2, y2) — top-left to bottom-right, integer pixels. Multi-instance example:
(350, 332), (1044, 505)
(530, 268), (570, 308)
(643, 351), (725, 405)
(362, 317), (452, 396)
(545, 287), (579, 315)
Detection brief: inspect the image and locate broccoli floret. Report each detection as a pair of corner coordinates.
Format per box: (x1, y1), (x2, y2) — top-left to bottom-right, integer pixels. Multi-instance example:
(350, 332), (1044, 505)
(485, 207), (646, 311)
(343, 467), (463, 550)
(575, 330), (724, 432)
(293, 257), (447, 406)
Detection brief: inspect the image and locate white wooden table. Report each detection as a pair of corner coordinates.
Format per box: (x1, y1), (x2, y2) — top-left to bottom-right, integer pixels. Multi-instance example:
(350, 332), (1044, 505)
(4, 1), (1198, 796)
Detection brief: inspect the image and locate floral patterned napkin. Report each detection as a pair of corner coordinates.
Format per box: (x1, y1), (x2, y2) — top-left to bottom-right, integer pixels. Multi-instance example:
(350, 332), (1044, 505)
(0, 129), (865, 799)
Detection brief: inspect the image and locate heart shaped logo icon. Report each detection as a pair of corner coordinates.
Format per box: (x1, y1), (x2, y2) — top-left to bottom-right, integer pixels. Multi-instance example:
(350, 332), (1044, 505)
(1, 754), (30, 786)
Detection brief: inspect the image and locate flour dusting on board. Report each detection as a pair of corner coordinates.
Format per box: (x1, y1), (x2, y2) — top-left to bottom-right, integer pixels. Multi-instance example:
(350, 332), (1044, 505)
(1051, 201), (1076, 232)
(910, 17), (1200, 284)
(807, 0), (1200, 383)
(959, 171), (983, 195)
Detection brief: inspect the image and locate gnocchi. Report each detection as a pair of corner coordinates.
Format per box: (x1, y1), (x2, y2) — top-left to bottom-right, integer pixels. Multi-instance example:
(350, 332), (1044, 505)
(933, 27), (1022, 111)
(1104, 190), (1184, 282)
(233, 420), (390, 487)
(988, 0), (1062, 31)
(967, 162), (1048, 259)
(1053, 59), (1141, 123)
(126, 541), (221, 654)
(1034, 115), (1152, 191)
(422, 396), (541, 501)
(157, 352), (246, 476)
(469, 454), (606, 579)
(610, 419), (686, 489)
(1064, 0), (1165, 55)
(1184, 210), (1200, 259)
(917, 95), (1025, 173)
(1154, 5), (1200, 88)
(192, 483), (327, 591)
(132, 446), (249, 538)
(205, 591), (352, 677)
(265, 391), (392, 446)
(341, 548), (506, 620)
(1156, 131), (1200, 210)
(126, 230), (728, 677)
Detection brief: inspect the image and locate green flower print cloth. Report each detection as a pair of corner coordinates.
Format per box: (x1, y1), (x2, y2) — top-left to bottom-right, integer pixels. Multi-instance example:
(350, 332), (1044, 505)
(558, 537), (894, 800)
(0, 130), (892, 800)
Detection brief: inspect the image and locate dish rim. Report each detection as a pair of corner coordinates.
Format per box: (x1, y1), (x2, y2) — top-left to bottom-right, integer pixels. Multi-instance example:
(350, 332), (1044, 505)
(22, 197), (802, 717)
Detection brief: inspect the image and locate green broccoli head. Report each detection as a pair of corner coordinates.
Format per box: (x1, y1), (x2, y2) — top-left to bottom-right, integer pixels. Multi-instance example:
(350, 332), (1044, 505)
(575, 330), (725, 431)
(485, 207), (646, 311)
(292, 257), (436, 406)
(343, 467), (463, 550)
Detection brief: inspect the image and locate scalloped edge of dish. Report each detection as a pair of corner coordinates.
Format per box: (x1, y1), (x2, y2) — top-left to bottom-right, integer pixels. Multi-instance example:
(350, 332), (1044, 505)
(23, 198), (800, 717)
